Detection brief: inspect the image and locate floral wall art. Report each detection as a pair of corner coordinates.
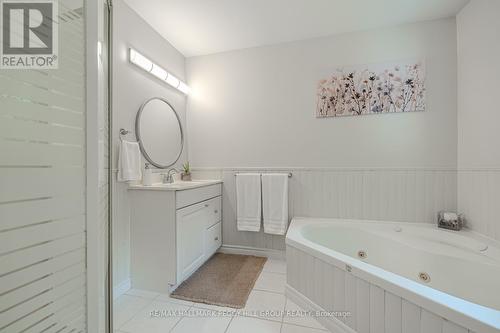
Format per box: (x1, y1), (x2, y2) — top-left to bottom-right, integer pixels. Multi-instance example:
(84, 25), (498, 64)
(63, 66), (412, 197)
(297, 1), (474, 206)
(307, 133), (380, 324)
(316, 61), (425, 117)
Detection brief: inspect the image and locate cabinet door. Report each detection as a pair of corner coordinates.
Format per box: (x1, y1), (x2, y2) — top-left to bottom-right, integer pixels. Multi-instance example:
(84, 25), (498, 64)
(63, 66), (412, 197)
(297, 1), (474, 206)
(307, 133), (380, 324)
(176, 202), (208, 283)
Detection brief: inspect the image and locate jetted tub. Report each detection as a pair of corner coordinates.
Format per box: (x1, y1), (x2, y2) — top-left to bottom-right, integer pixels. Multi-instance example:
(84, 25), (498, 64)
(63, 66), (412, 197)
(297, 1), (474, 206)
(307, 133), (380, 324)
(285, 218), (500, 333)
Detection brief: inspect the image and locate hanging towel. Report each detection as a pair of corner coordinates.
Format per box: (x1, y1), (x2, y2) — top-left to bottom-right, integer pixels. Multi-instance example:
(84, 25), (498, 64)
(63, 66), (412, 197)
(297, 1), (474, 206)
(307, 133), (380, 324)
(117, 140), (142, 182)
(236, 173), (262, 232)
(262, 173), (289, 235)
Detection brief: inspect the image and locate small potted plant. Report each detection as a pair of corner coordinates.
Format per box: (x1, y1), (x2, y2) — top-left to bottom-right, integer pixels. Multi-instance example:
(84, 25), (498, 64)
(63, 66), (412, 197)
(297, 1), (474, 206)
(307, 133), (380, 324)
(181, 161), (191, 181)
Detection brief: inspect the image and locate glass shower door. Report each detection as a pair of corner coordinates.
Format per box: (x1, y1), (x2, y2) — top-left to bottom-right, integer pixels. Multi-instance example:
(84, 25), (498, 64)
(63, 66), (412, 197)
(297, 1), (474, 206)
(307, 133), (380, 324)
(0, 0), (108, 331)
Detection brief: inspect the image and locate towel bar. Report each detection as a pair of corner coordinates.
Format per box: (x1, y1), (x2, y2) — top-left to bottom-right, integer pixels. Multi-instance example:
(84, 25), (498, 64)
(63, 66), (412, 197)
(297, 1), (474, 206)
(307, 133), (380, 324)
(234, 172), (292, 178)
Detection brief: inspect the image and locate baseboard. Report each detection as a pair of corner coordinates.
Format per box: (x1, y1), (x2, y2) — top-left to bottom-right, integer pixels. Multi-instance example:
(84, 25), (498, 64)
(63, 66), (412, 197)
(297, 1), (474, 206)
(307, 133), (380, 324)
(285, 284), (356, 333)
(218, 244), (285, 260)
(113, 278), (131, 300)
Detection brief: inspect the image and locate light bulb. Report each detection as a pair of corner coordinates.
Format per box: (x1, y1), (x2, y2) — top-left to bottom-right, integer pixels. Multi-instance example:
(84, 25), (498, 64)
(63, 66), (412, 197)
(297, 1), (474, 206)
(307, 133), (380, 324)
(150, 64), (168, 80)
(130, 49), (152, 71)
(177, 81), (190, 95)
(166, 73), (180, 88)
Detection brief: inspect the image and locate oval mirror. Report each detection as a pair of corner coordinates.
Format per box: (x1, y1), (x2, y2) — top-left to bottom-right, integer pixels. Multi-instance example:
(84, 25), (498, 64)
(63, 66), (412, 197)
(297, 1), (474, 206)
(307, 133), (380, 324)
(135, 97), (184, 168)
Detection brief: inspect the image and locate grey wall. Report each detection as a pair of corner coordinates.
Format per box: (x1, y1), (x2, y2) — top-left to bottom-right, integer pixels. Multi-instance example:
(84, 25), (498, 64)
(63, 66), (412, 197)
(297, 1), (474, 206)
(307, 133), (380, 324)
(112, 0), (187, 288)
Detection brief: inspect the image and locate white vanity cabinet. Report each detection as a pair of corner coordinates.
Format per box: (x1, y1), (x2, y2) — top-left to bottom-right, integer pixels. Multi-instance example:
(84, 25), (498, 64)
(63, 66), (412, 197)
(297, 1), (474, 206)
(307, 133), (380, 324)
(176, 195), (222, 283)
(128, 181), (222, 293)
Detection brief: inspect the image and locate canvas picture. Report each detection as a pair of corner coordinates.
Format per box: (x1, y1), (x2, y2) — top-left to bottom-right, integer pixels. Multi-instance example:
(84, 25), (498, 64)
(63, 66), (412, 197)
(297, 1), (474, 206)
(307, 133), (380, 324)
(316, 61), (425, 117)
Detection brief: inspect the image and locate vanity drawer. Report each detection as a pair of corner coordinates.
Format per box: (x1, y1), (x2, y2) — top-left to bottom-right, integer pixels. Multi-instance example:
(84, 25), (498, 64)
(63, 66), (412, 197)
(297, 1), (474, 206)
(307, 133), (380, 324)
(205, 222), (222, 256)
(176, 183), (222, 209)
(204, 196), (221, 228)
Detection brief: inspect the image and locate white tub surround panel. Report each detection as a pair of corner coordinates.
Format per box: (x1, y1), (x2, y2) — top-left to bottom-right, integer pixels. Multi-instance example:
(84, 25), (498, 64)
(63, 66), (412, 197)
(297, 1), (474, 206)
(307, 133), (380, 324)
(192, 168), (457, 252)
(286, 218), (500, 333)
(286, 248), (486, 333)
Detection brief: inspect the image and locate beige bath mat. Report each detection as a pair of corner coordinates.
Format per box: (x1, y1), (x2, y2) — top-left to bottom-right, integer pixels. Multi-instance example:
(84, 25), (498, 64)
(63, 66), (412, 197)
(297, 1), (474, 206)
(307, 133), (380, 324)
(171, 253), (267, 308)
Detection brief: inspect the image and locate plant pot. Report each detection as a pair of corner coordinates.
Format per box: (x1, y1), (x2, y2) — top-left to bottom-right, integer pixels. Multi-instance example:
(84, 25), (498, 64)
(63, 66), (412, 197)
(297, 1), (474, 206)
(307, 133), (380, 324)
(181, 172), (192, 181)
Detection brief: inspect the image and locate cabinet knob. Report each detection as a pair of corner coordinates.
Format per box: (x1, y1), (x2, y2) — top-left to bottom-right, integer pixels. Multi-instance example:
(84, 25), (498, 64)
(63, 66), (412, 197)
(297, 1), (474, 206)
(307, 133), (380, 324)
(204, 204), (209, 207)
(214, 237), (219, 241)
(214, 209), (218, 214)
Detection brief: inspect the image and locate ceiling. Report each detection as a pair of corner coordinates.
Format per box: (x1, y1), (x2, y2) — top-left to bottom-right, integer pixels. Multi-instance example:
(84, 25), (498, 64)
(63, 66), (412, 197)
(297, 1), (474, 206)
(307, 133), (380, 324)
(123, 0), (469, 57)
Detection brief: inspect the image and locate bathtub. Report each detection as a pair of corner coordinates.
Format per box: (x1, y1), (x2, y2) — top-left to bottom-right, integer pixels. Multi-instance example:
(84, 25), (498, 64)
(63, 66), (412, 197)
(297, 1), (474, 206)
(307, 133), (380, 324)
(285, 218), (500, 333)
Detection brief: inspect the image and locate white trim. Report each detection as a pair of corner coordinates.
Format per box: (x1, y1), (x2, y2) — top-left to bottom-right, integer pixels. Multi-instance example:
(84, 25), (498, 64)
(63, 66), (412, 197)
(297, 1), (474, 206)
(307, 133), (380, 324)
(86, 0), (100, 331)
(285, 284), (355, 333)
(113, 279), (131, 300)
(218, 245), (285, 260)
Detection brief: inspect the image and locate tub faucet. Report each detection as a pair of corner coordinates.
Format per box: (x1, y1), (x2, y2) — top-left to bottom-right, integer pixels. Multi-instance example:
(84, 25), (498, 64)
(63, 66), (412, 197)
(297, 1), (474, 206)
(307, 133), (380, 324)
(162, 168), (178, 184)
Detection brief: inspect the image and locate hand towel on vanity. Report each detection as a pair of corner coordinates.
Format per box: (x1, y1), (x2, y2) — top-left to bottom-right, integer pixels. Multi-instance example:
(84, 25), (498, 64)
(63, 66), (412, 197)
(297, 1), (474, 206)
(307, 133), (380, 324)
(117, 140), (142, 182)
(236, 173), (262, 232)
(262, 173), (289, 235)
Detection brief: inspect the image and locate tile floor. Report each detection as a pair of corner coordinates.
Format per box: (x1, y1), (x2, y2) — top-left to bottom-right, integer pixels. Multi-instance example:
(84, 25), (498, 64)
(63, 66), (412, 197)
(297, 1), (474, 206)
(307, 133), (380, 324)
(114, 258), (328, 333)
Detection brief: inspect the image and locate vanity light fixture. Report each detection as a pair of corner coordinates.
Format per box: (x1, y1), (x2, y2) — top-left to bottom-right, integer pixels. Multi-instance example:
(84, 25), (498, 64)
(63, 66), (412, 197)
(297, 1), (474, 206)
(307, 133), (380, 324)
(129, 48), (190, 95)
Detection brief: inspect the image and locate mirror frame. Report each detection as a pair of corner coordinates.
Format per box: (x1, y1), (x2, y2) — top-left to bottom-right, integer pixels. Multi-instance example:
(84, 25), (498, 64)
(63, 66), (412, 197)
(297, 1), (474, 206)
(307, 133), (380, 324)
(135, 97), (184, 169)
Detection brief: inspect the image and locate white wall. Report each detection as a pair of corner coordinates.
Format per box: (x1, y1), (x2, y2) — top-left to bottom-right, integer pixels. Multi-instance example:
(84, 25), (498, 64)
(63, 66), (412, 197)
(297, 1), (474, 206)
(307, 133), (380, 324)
(187, 19), (459, 250)
(112, 0), (187, 288)
(186, 19), (458, 169)
(457, 0), (500, 240)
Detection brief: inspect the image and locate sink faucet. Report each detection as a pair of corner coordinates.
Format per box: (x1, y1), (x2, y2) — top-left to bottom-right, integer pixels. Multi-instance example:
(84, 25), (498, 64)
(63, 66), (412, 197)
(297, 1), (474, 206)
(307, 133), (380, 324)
(162, 168), (178, 184)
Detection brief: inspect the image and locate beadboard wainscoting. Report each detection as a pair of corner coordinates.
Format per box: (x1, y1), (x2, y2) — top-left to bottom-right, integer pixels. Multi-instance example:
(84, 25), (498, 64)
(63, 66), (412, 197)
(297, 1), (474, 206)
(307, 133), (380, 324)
(192, 168), (457, 252)
(286, 245), (486, 333)
(458, 168), (500, 241)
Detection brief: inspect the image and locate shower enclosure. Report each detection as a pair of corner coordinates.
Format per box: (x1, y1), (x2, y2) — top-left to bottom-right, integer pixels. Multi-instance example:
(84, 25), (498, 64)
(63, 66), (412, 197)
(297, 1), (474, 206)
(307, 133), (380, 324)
(0, 0), (111, 332)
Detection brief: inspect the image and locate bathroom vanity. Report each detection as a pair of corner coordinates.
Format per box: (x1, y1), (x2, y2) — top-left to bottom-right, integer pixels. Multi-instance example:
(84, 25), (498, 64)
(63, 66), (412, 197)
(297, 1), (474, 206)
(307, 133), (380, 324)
(128, 180), (222, 292)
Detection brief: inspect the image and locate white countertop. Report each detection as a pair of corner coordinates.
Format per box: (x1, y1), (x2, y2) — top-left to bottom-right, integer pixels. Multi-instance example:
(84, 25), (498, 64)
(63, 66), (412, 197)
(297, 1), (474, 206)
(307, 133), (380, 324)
(128, 179), (222, 191)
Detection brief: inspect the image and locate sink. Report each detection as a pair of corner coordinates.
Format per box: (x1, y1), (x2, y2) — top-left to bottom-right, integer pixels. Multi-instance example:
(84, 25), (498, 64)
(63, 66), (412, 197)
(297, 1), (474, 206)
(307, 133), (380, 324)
(128, 179), (222, 191)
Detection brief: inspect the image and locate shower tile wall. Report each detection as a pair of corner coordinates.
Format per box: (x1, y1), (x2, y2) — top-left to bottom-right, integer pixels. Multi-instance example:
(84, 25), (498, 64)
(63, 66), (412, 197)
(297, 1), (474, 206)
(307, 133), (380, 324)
(193, 168), (458, 251)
